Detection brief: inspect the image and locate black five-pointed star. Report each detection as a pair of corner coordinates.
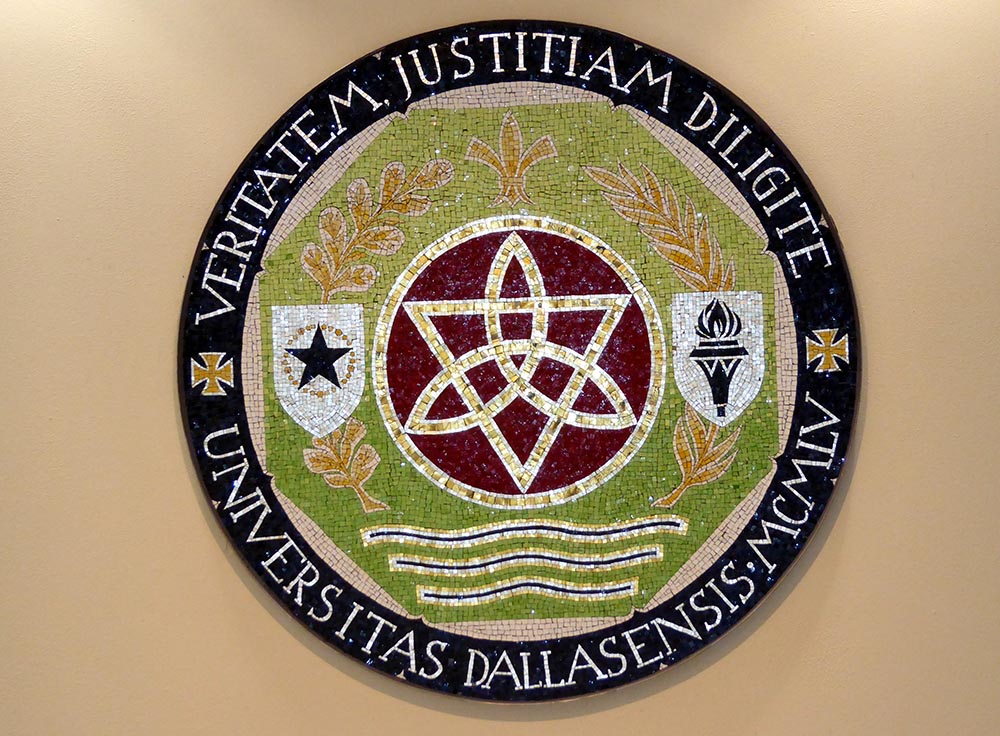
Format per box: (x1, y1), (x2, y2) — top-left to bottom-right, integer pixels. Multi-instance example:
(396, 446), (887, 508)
(286, 327), (351, 389)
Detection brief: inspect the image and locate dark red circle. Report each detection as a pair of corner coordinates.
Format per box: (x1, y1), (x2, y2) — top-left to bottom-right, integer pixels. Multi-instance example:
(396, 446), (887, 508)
(383, 227), (653, 498)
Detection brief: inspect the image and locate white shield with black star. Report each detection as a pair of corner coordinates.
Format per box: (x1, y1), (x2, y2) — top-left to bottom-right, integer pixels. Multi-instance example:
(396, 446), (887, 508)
(272, 304), (365, 436)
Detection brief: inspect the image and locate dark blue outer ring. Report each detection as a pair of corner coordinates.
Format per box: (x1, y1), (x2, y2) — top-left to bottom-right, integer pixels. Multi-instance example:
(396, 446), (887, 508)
(178, 20), (860, 701)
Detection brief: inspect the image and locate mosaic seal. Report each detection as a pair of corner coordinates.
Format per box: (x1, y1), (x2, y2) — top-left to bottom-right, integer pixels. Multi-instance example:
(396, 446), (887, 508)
(180, 21), (859, 700)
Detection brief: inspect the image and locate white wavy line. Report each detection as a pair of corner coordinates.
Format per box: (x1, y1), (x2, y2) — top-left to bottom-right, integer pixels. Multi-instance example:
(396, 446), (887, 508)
(389, 545), (663, 577)
(417, 577), (639, 606)
(361, 516), (688, 548)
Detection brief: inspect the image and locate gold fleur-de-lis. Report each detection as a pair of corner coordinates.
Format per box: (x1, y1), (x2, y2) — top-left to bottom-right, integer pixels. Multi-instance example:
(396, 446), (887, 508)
(466, 111), (557, 207)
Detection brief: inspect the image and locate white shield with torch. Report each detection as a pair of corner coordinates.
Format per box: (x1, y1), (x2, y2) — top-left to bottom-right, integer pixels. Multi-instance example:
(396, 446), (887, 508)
(671, 291), (765, 427)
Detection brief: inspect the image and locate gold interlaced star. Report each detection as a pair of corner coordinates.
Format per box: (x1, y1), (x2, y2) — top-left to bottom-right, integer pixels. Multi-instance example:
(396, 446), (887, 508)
(404, 232), (635, 493)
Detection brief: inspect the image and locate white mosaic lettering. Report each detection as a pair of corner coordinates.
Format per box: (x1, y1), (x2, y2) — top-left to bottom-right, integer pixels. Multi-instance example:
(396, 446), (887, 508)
(748, 519), (803, 574)
(650, 603), (702, 641)
(519, 652), (544, 690)
(564, 35), (581, 77)
(328, 81), (384, 133)
(598, 635), (629, 677)
(333, 601), (364, 641)
(579, 47), (620, 88)
(478, 33), (510, 73)
(622, 623), (664, 668)
(361, 611), (397, 654)
(705, 578), (740, 614)
(685, 92), (717, 131)
(306, 584), (343, 623)
(689, 588), (723, 632)
(786, 239), (833, 278)
(721, 561), (756, 605)
(450, 37), (475, 79)
(408, 44), (443, 86)
(617, 61), (672, 111)
(567, 644), (608, 683)
(379, 630), (418, 672)
(465, 649), (490, 687)
(484, 649), (522, 690)
(531, 32), (564, 74)
(540, 650), (566, 688)
(283, 113), (328, 160)
(418, 640), (448, 680)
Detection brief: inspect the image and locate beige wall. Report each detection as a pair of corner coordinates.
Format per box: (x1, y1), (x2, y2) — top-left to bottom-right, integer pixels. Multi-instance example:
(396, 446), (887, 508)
(3, 1), (999, 733)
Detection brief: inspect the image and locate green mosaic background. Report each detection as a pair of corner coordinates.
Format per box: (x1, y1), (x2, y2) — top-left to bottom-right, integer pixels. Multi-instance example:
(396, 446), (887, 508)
(257, 101), (778, 624)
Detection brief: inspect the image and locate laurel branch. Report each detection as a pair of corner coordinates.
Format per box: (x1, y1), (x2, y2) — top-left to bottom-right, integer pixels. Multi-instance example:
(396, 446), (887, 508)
(584, 162), (736, 292)
(301, 158), (454, 302)
(652, 405), (742, 508)
(586, 161), (744, 507)
(304, 418), (387, 513)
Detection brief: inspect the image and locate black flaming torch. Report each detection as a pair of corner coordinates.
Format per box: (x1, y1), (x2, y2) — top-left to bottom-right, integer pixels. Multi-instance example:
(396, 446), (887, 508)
(689, 299), (748, 418)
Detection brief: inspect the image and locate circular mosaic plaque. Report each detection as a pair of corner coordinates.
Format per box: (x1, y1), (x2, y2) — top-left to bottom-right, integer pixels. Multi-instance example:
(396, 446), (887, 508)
(180, 21), (859, 701)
